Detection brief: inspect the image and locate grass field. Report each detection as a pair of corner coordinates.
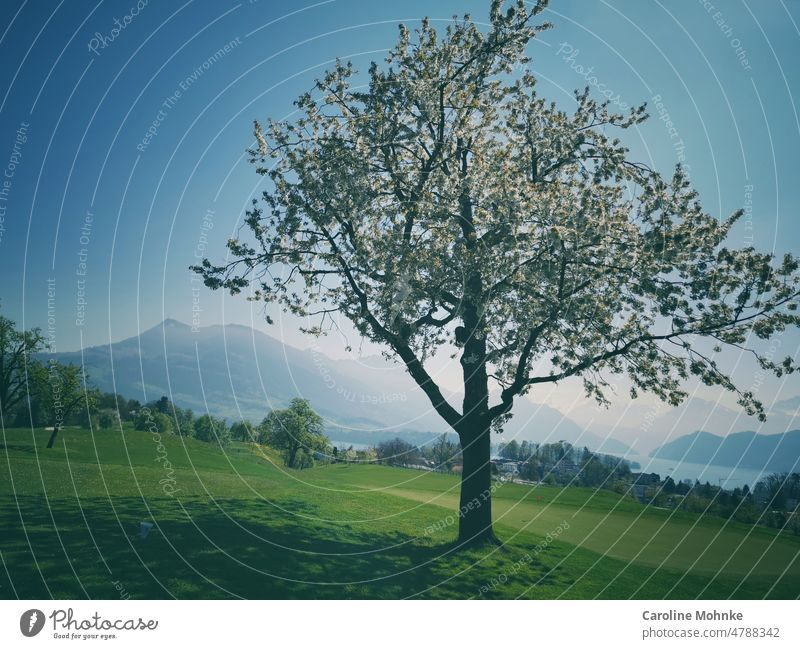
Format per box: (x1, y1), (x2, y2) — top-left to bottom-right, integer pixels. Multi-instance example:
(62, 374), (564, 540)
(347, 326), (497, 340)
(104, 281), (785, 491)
(2, 425), (799, 599)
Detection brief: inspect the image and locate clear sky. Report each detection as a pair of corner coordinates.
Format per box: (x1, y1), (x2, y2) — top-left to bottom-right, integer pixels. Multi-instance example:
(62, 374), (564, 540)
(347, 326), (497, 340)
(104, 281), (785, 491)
(1, 0), (799, 434)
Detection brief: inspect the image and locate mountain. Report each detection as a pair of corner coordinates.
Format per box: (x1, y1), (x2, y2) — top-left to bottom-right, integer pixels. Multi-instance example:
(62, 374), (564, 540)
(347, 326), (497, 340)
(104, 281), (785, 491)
(527, 383), (800, 454)
(642, 398), (800, 451)
(773, 395), (800, 415)
(46, 319), (632, 453)
(46, 319), (446, 432)
(495, 398), (634, 455)
(649, 430), (800, 473)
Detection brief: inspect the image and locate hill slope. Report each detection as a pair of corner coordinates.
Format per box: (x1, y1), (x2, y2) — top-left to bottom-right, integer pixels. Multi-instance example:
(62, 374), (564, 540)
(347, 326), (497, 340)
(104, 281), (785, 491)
(1, 426), (798, 598)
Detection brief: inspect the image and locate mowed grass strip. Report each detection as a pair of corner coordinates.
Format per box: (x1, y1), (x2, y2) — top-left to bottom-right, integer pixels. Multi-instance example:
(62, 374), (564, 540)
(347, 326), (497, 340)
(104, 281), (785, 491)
(320, 464), (800, 577)
(1, 427), (798, 599)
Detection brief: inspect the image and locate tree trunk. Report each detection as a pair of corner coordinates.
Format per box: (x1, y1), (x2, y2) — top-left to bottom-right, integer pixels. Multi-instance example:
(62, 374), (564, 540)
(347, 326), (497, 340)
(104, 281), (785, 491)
(457, 419), (498, 545)
(287, 444), (299, 468)
(46, 425), (60, 449)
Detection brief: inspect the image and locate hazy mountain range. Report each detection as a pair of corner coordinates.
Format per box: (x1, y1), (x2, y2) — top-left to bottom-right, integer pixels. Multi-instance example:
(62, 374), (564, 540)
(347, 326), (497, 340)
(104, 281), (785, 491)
(45, 319), (634, 453)
(44, 320), (800, 466)
(547, 393), (800, 456)
(650, 430), (800, 474)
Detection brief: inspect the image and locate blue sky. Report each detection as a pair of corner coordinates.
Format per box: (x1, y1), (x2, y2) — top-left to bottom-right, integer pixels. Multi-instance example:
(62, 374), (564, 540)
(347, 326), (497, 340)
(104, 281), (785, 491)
(1, 0), (799, 430)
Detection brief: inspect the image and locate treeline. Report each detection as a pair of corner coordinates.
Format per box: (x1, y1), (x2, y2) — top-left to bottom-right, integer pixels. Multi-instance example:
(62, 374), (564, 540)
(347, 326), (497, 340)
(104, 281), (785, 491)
(130, 395), (232, 445)
(496, 439), (633, 488)
(372, 434), (462, 471)
(755, 473), (800, 533)
(650, 472), (800, 535)
(90, 391), (334, 470)
(11, 379), (238, 450)
(131, 396), (331, 468)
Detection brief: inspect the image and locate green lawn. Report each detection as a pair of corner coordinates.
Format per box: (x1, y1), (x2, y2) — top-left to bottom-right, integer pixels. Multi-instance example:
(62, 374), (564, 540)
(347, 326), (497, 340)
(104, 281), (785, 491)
(2, 425), (798, 599)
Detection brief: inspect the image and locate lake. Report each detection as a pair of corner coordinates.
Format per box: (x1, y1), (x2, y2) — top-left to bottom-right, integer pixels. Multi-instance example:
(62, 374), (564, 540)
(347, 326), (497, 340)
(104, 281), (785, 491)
(625, 454), (770, 489)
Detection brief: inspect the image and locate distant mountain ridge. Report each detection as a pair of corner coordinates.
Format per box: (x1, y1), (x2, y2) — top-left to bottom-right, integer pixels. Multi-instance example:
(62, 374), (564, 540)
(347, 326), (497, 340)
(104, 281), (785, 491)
(44, 319), (444, 432)
(650, 430), (800, 473)
(45, 319), (633, 453)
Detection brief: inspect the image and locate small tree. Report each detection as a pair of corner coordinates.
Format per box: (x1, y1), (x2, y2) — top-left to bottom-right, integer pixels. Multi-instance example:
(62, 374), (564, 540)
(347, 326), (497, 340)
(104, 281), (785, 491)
(34, 361), (99, 448)
(230, 420), (256, 442)
(376, 437), (418, 466)
(258, 399), (328, 468)
(431, 433), (458, 469)
(134, 409), (173, 435)
(97, 392), (135, 422)
(499, 440), (521, 461)
(152, 396), (171, 414)
(341, 445), (357, 465)
(194, 1), (800, 544)
(96, 409), (120, 429)
(193, 413), (231, 446)
(174, 407), (195, 437)
(0, 309), (46, 423)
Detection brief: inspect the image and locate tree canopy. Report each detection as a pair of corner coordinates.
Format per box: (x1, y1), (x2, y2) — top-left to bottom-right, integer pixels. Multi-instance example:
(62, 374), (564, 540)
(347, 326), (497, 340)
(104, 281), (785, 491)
(34, 361), (100, 448)
(258, 398), (328, 469)
(0, 310), (46, 421)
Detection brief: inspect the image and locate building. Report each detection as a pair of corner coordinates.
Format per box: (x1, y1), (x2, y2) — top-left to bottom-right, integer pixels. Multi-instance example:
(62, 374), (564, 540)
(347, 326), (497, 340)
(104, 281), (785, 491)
(500, 461), (519, 475)
(490, 458), (521, 476)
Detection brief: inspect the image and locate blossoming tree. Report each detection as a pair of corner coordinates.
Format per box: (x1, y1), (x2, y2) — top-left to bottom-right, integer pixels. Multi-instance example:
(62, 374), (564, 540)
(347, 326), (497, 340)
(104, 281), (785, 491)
(193, 0), (800, 545)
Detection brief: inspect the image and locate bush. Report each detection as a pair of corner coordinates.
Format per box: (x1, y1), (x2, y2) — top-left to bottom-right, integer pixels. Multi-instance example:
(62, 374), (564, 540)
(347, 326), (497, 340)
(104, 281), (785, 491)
(134, 409), (173, 435)
(193, 414), (231, 446)
(95, 409), (120, 429)
(230, 420), (256, 442)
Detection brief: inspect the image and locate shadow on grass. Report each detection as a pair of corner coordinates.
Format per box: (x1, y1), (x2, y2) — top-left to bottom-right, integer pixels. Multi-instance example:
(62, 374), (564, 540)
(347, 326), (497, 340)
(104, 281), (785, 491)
(0, 443), (41, 457)
(0, 494), (554, 599)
